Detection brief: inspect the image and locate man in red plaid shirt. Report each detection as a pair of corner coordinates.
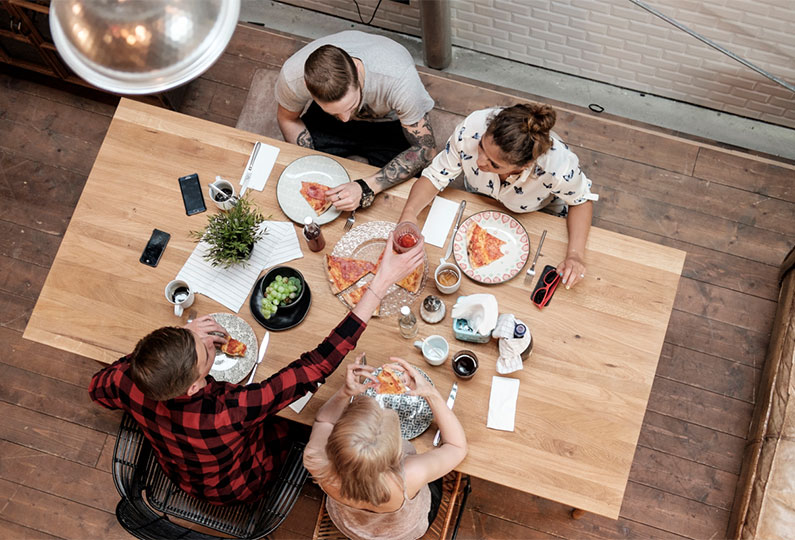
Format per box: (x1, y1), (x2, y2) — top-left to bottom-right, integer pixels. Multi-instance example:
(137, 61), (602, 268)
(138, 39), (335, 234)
(89, 235), (424, 505)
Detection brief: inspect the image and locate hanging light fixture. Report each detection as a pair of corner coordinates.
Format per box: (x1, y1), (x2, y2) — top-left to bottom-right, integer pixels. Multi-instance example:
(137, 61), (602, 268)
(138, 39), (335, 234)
(50, 0), (240, 94)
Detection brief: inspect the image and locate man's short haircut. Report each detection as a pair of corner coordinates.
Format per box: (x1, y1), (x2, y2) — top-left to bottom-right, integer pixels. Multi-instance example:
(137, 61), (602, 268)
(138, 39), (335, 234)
(129, 327), (198, 401)
(304, 45), (359, 103)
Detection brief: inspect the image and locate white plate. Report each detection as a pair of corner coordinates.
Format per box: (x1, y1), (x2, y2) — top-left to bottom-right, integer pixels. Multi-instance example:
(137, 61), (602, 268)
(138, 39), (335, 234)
(365, 366), (434, 440)
(209, 313), (258, 383)
(276, 155), (350, 225)
(453, 211), (530, 284)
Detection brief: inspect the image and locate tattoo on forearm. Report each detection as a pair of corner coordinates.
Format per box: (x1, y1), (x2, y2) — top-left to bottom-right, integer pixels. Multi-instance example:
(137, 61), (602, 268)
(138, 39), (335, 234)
(296, 129), (314, 149)
(373, 113), (436, 190)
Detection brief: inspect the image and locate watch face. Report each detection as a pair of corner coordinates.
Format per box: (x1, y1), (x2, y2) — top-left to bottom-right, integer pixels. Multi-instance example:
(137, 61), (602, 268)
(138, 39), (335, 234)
(361, 192), (375, 208)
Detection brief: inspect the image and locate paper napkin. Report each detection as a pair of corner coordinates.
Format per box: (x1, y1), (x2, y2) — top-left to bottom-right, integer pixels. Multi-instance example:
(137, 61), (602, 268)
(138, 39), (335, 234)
(288, 391), (314, 413)
(240, 142), (280, 193)
(176, 221), (302, 313)
(421, 196), (460, 248)
(487, 376), (520, 431)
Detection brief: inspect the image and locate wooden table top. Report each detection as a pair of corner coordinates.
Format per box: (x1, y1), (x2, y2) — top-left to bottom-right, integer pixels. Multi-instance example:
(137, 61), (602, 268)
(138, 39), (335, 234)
(24, 98), (685, 519)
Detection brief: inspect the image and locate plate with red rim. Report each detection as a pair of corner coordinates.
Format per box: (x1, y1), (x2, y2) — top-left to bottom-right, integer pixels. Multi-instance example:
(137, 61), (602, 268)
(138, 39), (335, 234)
(453, 211), (530, 284)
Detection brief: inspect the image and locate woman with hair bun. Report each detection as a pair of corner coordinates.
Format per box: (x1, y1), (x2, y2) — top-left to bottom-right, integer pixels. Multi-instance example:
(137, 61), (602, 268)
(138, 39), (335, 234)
(304, 356), (467, 540)
(399, 103), (598, 289)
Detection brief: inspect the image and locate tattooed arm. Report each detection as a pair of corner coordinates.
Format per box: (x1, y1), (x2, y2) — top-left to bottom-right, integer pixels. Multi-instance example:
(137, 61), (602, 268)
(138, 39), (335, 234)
(276, 104), (314, 149)
(369, 112), (436, 193)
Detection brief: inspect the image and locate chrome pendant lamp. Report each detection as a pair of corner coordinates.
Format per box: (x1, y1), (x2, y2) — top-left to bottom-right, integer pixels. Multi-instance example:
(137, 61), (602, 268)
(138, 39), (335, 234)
(50, 0), (241, 94)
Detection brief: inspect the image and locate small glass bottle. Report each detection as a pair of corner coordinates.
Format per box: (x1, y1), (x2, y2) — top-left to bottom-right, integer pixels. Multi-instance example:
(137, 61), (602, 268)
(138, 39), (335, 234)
(398, 305), (418, 338)
(303, 216), (325, 252)
(513, 323), (532, 360)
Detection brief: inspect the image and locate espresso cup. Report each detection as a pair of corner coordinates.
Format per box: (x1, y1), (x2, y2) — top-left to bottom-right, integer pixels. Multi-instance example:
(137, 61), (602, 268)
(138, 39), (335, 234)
(165, 279), (194, 317)
(452, 349), (479, 379)
(208, 179), (236, 211)
(434, 262), (461, 295)
(413, 335), (450, 366)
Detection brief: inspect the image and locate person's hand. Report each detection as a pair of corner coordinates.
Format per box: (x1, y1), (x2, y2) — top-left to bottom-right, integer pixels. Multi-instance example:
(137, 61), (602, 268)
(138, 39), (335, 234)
(386, 357), (437, 399)
(184, 315), (227, 346)
(326, 181), (363, 212)
(343, 353), (376, 397)
(556, 254), (586, 290)
(372, 233), (425, 288)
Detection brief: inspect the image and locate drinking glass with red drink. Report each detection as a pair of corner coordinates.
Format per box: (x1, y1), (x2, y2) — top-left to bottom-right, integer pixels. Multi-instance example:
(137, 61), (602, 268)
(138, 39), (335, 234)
(393, 221), (422, 254)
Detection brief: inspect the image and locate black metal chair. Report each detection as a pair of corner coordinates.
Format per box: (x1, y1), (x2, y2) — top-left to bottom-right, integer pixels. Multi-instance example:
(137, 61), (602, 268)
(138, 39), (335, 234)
(112, 412), (309, 539)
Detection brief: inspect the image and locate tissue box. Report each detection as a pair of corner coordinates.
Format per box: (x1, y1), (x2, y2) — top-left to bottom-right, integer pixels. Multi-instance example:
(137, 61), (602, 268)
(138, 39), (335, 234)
(453, 317), (493, 343)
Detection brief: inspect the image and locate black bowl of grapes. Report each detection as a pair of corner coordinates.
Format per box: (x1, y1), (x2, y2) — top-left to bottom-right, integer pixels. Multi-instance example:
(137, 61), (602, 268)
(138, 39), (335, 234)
(259, 266), (306, 319)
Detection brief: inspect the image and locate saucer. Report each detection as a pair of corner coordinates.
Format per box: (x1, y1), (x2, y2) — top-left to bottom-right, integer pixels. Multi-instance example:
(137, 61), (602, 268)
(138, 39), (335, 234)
(249, 275), (312, 331)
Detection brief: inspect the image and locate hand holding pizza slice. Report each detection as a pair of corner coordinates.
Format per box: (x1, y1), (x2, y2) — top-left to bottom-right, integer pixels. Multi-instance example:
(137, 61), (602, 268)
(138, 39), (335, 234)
(375, 366), (409, 395)
(220, 337), (247, 357)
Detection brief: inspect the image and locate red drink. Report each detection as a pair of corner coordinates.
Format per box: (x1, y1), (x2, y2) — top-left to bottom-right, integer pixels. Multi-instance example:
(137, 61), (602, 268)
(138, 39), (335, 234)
(392, 221), (422, 254)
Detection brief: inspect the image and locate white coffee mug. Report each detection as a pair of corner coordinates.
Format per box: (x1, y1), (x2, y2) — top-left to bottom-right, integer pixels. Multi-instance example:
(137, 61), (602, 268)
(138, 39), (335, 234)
(208, 178), (236, 211)
(165, 279), (194, 317)
(414, 335), (450, 366)
(434, 263), (461, 295)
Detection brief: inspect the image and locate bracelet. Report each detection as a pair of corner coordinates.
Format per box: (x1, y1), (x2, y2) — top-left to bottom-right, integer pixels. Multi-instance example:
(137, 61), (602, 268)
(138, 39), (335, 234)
(365, 287), (383, 301)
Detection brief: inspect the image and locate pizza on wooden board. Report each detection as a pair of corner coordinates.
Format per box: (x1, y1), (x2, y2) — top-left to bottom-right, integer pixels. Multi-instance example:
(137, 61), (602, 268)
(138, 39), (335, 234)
(374, 249), (423, 293)
(300, 181), (332, 215)
(340, 282), (380, 316)
(376, 366), (408, 395)
(466, 222), (507, 268)
(220, 337), (247, 357)
(325, 254), (377, 294)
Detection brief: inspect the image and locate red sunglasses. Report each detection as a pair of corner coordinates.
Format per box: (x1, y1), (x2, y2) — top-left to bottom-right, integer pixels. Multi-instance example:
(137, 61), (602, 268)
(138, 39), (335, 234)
(532, 266), (561, 309)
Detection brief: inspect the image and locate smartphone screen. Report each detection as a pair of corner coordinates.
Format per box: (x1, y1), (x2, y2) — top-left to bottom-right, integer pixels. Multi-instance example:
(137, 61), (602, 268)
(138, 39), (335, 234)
(140, 229), (171, 267)
(178, 173), (206, 215)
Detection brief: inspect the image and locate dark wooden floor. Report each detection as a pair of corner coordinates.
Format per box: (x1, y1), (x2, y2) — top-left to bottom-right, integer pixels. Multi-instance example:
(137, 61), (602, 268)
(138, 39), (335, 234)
(1, 25), (793, 539)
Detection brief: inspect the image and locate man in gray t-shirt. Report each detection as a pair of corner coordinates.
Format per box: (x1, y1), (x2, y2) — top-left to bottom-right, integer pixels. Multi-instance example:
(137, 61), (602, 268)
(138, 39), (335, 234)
(275, 31), (436, 212)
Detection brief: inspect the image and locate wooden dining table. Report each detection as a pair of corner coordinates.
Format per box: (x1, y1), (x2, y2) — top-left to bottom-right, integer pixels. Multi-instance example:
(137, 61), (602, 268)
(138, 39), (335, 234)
(24, 98), (685, 519)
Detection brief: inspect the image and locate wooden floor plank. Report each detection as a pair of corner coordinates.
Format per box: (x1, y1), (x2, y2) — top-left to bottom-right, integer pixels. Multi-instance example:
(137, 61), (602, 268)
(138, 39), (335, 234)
(0, 517), (62, 540)
(0, 255), (48, 300)
(0, 220), (62, 268)
(0, 69), (118, 117)
(658, 343), (759, 403)
(0, 290), (34, 332)
(694, 147), (795, 202)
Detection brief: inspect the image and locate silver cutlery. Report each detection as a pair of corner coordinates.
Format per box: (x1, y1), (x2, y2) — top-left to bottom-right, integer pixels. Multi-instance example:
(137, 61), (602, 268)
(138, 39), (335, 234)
(441, 200), (467, 265)
(246, 331), (269, 385)
(240, 141), (261, 197)
(525, 229), (547, 283)
(343, 210), (356, 232)
(433, 381), (458, 446)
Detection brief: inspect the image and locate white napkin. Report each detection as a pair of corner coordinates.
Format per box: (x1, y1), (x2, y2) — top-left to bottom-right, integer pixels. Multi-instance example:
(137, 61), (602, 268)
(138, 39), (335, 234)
(240, 142), (280, 193)
(421, 196), (460, 248)
(176, 221), (302, 313)
(494, 314), (530, 374)
(288, 391), (314, 413)
(487, 376), (520, 431)
(451, 294), (499, 335)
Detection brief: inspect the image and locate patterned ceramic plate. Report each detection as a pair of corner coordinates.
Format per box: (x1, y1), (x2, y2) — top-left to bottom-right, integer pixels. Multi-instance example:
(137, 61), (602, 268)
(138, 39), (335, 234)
(276, 155), (349, 225)
(453, 211), (530, 284)
(330, 221), (428, 317)
(209, 313), (258, 383)
(365, 366), (434, 440)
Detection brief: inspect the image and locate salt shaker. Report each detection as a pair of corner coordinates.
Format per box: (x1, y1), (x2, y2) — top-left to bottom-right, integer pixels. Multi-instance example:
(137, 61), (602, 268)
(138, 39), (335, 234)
(420, 295), (446, 324)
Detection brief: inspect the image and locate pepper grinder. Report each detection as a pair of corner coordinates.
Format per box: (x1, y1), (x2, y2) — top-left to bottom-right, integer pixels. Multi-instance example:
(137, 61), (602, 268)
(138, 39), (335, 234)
(420, 295), (446, 324)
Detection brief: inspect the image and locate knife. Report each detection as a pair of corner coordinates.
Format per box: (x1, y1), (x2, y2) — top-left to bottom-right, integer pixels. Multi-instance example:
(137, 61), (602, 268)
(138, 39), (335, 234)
(441, 201), (467, 264)
(246, 331), (269, 385)
(240, 141), (261, 196)
(432, 381), (458, 446)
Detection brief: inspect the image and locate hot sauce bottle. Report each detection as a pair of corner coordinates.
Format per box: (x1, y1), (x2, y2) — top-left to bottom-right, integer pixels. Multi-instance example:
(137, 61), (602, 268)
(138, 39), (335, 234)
(303, 216), (325, 252)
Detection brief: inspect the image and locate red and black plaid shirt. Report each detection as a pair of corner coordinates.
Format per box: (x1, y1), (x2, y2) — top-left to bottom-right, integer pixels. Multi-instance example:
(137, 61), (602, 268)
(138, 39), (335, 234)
(89, 312), (365, 504)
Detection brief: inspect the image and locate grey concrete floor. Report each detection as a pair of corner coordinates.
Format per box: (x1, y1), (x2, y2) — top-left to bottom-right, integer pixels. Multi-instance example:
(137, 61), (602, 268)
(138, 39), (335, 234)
(242, 1), (795, 161)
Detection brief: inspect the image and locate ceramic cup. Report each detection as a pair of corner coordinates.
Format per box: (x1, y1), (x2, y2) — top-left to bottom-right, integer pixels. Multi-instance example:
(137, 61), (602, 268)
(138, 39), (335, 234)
(434, 262), (462, 295)
(452, 349), (479, 379)
(208, 179), (236, 211)
(165, 279), (194, 317)
(413, 335), (450, 366)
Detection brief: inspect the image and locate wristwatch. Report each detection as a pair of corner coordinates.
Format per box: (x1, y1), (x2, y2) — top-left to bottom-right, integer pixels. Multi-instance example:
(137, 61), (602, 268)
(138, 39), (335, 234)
(355, 179), (375, 209)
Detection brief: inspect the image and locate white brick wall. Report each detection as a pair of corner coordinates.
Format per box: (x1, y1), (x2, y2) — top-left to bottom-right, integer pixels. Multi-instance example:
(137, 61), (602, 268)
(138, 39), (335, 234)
(278, 0), (795, 129)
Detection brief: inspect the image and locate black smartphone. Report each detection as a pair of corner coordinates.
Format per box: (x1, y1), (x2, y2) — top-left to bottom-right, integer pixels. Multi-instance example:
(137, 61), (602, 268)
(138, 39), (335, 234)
(139, 228), (171, 267)
(178, 173), (206, 215)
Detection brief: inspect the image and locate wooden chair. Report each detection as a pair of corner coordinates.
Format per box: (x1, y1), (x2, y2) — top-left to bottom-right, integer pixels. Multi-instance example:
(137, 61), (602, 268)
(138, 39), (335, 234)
(312, 471), (471, 540)
(112, 412), (309, 539)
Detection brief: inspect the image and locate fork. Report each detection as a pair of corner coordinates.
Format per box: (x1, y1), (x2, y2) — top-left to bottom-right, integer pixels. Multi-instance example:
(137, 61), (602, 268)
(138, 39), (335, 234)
(525, 229), (547, 283)
(343, 210), (356, 232)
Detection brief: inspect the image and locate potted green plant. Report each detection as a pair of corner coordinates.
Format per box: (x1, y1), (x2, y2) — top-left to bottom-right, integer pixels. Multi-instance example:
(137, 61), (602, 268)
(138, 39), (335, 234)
(190, 196), (267, 268)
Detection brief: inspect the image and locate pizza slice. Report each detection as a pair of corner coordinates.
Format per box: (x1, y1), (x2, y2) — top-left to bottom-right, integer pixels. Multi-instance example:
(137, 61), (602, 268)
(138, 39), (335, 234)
(300, 181), (332, 215)
(376, 366), (408, 395)
(466, 222), (507, 268)
(220, 337), (247, 357)
(325, 254), (377, 294)
(340, 282), (380, 316)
